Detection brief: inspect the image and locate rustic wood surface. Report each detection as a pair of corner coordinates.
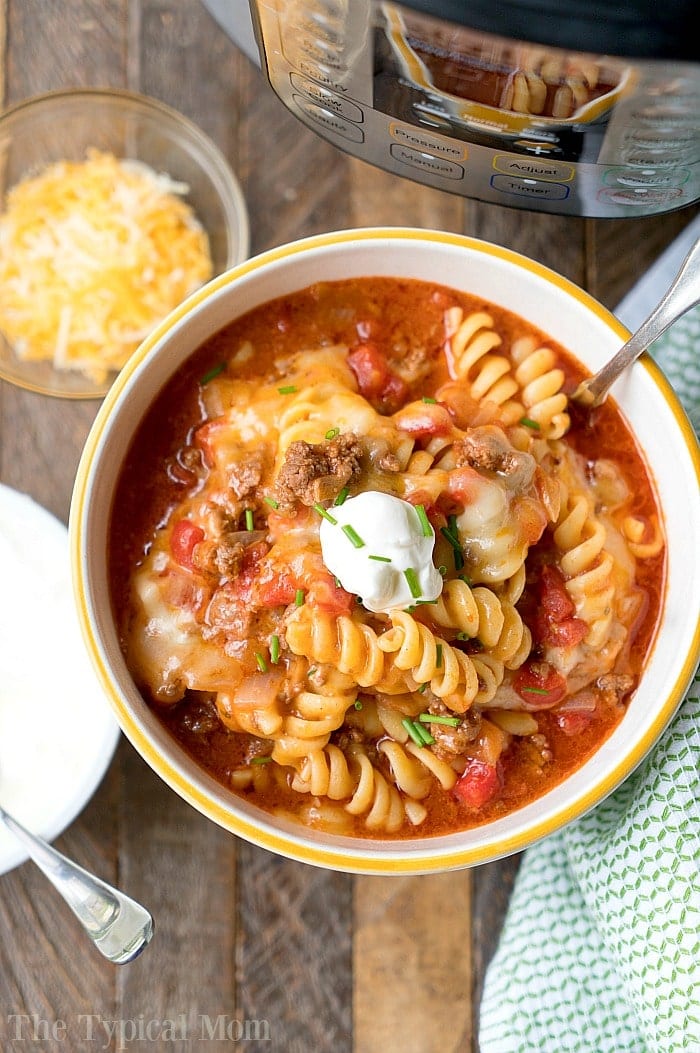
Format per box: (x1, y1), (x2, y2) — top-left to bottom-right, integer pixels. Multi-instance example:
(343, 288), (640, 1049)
(0, 3), (694, 1051)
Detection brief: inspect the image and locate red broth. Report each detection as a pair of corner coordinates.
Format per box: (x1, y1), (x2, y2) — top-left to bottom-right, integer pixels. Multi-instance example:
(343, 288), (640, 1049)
(109, 277), (665, 838)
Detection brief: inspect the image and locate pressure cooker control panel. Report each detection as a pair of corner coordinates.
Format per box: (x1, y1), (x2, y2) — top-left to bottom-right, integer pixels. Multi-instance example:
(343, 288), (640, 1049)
(252, 1), (700, 218)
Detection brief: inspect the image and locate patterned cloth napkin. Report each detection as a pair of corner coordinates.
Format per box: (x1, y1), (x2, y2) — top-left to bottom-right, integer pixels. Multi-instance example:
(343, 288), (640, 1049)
(479, 231), (700, 1053)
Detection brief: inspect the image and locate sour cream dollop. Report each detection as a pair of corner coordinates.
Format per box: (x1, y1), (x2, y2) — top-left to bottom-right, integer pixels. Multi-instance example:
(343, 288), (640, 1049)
(319, 491), (443, 613)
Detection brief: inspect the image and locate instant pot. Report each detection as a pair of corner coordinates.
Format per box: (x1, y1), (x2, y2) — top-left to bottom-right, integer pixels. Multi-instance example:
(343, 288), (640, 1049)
(203, 0), (699, 218)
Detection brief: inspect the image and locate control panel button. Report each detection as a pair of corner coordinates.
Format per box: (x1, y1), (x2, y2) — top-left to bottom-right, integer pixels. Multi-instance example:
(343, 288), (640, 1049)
(389, 143), (464, 180)
(390, 123), (467, 162)
(290, 73), (363, 122)
(490, 174), (570, 201)
(292, 95), (364, 143)
(602, 167), (690, 189)
(597, 186), (684, 207)
(494, 154), (573, 181)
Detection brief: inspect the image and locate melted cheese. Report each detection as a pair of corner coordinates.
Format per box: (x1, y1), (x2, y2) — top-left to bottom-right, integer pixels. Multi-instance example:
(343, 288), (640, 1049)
(0, 149), (213, 383)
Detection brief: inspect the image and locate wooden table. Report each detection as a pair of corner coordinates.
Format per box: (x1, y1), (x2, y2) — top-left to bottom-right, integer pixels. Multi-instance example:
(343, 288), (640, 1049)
(0, 4), (694, 1051)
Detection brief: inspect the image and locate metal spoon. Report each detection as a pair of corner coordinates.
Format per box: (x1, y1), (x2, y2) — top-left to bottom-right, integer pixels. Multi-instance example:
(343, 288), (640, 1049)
(0, 804), (154, 963)
(572, 236), (700, 408)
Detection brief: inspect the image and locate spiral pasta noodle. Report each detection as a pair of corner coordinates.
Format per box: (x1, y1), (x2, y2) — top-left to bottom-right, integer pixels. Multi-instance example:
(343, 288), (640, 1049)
(445, 307), (523, 423)
(511, 335), (570, 438)
(378, 611), (479, 712)
(285, 606), (388, 687)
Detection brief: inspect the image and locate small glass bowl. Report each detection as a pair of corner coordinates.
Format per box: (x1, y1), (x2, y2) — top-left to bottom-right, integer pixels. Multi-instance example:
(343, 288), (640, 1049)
(0, 88), (249, 399)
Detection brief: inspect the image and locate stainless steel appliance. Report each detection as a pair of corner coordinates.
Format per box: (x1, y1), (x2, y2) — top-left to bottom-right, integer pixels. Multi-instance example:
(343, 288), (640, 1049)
(203, 0), (699, 218)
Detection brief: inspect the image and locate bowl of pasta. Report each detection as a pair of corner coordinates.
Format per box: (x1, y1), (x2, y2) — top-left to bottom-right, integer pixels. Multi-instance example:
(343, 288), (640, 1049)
(70, 228), (700, 873)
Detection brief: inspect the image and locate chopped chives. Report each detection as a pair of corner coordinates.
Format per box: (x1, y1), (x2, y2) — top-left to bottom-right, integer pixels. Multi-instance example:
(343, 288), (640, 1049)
(435, 642), (443, 668)
(422, 396), (437, 404)
(307, 666), (317, 676)
(414, 503), (433, 538)
(438, 565), (447, 577)
(403, 567), (422, 599)
(520, 416), (541, 430)
(522, 686), (549, 694)
(415, 723), (435, 746)
(263, 496), (279, 509)
(251, 755), (272, 765)
(278, 384), (298, 394)
(456, 631), (470, 641)
(245, 508), (255, 531)
(440, 526), (460, 550)
(402, 718), (426, 747)
(417, 682), (428, 693)
(459, 573), (473, 586)
(200, 361), (226, 385)
(255, 651), (268, 673)
(334, 486), (349, 506)
(419, 712), (461, 727)
(415, 599), (438, 605)
(325, 427), (340, 440)
(342, 524), (365, 548)
(354, 699), (363, 710)
(295, 588), (305, 606)
(313, 502), (338, 525)
(369, 554), (392, 563)
(270, 634), (280, 664)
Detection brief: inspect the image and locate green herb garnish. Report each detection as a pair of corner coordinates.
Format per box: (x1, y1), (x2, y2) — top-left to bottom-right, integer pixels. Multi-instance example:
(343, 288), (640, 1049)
(521, 686), (549, 694)
(418, 712), (460, 727)
(422, 396), (437, 404)
(245, 508), (255, 531)
(295, 588), (305, 606)
(342, 524), (365, 548)
(264, 496), (279, 510)
(520, 416), (541, 430)
(255, 652), (268, 673)
(414, 503), (433, 538)
(325, 427), (340, 440)
(278, 384), (298, 394)
(403, 567), (422, 599)
(334, 486), (349, 506)
(369, 554), (392, 563)
(200, 362), (226, 385)
(251, 755), (272, 765)
(313, 503), (338, 525)
(270, 634), (280, 665)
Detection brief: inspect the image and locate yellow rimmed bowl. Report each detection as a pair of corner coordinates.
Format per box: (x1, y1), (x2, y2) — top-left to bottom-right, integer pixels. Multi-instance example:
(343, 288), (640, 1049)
(0, 88), (249, 399)
(70, 228), (700, 874)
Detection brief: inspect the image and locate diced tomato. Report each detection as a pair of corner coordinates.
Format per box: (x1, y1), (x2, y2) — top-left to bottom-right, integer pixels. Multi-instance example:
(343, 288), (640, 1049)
(453, 759), (500, 809)
(534, 564), (588, 649)
(540, 565), (575, 620)
(514, 661), (567, 709)
(555, 710), (594, 736)
(170, 520), (205, 570)
(309, 575), (353, 615)
(446, 465), (481, 505)
(257, 570), (298, 608)
(347, 343), (408, 410)
(394, 400), (453, 438)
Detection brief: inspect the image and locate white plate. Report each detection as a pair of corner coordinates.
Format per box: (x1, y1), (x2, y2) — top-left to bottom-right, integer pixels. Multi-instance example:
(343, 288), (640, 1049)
(0, 484), (119, 876)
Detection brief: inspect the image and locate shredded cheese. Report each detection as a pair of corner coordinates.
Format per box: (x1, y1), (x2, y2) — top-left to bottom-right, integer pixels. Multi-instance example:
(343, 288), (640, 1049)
(0, 149), (214, 383)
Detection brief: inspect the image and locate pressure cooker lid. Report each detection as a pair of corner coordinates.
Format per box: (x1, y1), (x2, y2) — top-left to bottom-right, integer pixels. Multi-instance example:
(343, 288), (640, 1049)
(404, 0), (699, 60)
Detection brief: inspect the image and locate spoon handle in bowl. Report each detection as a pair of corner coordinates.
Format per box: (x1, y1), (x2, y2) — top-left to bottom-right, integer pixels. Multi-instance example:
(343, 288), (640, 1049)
(575, 235), (700, 407)
(0, 806), (154, 964)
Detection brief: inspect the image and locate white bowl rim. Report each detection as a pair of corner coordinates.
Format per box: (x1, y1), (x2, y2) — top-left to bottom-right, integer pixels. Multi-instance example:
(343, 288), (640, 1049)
(70, 226), (700, 874)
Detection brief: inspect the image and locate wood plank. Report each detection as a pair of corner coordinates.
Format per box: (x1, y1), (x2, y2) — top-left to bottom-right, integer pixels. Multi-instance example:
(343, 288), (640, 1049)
(235, 843), (353, 1052)
(0, 2), (126, 1050)
(354, 872), (472, 1053)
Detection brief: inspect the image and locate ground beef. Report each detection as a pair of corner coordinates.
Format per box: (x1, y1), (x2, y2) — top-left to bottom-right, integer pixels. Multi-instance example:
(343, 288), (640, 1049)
(428, 704), (481, 760)
(453, 429), (518, 474)
(228, 451), (263, 499)
(597, 673), (635, 706)
(275, 434), (363, 508)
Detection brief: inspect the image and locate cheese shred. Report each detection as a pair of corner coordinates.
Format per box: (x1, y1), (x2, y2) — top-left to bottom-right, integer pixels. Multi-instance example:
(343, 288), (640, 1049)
(0, 149), (214, 383)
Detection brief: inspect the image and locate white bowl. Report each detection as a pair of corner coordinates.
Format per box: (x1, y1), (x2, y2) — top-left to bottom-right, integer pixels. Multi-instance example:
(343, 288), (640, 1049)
(69, 228), (700, 874)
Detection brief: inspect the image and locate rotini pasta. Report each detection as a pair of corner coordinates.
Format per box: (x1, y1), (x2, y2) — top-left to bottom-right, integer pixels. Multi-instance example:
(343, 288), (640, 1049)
(114, 274), (665, 839)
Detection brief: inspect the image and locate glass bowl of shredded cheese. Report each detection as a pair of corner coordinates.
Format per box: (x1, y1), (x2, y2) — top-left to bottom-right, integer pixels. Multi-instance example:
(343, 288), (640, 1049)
(0, 88), (249, 398)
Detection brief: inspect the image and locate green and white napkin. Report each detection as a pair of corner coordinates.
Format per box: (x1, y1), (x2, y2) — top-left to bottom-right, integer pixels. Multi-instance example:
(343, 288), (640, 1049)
(479, 229), (700, 1053)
